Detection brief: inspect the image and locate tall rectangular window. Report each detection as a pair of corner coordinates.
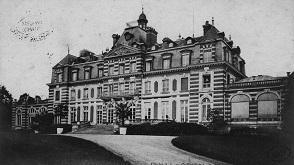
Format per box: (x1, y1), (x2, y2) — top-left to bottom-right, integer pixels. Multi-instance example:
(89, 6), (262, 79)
(162, 101), (169, 119)
(72, 71), (77, 81)
(203, 50), (212, 63)
(98, 68), (103, 77)
(118, 83), (125, 95)
(84, 69), (91, 79)
(70, 89), (76, 101)
(181, 53), (190, 66)
(57, 73), (63, 82)
(162, 79), (169, 92)
(97, 106), (102, 124)
(203, 75), (211, 88)
(180, 100), (189, 122)
(181, 77), (188, 91)
(119, 64), (125, 74)
(130, 62), (136, 73)
(108, 65), (114, 75)
(109, 84), (113, 95)
(145, 81), (151, 94)
(83, 88), (88, 99)
(97, 87), (102, 97)
(83, 106), (88, 122)
(163, 59), (170, 69)
(129, 82), (135, 94)
(146, 61), (152, 71)
(55, 91), (60, 101)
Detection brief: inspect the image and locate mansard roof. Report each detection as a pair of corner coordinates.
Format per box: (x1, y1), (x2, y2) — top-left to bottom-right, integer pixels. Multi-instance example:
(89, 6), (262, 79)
(53, 54), (77, 68)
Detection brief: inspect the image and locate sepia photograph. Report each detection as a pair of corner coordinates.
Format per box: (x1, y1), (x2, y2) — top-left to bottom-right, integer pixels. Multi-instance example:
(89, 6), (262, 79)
(0, 0), (294, 164)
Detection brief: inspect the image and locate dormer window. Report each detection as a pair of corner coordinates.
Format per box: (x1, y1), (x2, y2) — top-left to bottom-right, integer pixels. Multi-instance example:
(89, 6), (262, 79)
(187, 39), (192, 44)
(169, 43), (174, 48)
(151, 46), (156, 51)
(57, 73), (63, 82)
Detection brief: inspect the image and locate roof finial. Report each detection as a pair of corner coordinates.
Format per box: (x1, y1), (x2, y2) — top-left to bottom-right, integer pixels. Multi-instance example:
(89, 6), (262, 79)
(229, 34), (231, 40)
(67, 44), (70, 54)
(141, 0), (144, 13)
(212, 17), (214, 26)
(178, 33), (181, 39)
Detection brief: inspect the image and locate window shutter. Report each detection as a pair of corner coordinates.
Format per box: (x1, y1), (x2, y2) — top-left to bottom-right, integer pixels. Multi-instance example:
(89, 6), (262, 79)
(172, 100), (176, 120)
(90, 106), (94, 122)
(91, 88), (94, 98)
(154, 102), (158, 119)
(172, 79), (177, 91)
(77, 107), (80, 122)
(154, 81), (158, 93)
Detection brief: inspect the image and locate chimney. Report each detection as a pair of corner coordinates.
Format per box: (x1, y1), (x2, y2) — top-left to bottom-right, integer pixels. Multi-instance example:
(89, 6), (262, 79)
(202, 20), (212, 36)
(112, 34), (120, 47)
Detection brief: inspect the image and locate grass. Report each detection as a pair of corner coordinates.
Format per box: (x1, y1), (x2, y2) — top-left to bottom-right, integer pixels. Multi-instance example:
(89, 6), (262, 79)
(0, 131), (130, 165)
(172, 133), (294, 165)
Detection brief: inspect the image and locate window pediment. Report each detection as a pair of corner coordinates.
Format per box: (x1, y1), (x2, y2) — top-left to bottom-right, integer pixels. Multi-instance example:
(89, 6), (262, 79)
(162, 53), (172, 59)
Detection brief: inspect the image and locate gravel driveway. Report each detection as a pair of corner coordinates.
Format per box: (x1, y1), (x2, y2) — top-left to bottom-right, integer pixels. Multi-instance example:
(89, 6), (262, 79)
(66, 134), (229, 165)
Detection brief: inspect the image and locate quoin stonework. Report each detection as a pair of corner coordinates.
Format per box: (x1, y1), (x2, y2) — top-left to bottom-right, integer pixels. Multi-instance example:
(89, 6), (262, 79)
(12, 11), (290, 129)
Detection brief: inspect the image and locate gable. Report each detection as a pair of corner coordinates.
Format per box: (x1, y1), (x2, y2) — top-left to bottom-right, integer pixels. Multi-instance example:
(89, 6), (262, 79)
(105, 44), (142, 58)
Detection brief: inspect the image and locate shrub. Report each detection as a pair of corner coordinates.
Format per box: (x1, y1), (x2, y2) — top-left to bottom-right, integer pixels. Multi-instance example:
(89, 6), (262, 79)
(126, 122), (208, 136)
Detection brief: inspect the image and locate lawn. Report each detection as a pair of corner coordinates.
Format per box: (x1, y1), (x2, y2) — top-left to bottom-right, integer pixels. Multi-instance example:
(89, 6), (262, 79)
(172, 134), (294, 165)
(0, 131), (130, 165)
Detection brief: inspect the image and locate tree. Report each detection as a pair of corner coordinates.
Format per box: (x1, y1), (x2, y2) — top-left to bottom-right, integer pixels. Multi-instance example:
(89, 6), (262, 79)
(31, 112), (54, 133)
(17, 93), (35, 105)
(115, 102), (132, 127)
(0, 85), (13, 130)
(54, 104), (68, 124)
(208, 108), (227, 130)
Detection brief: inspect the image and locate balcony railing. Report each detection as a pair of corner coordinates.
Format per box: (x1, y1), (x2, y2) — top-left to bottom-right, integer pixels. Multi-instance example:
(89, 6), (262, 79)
(99, 89), (140, 100)
(228, 79), (284, 89)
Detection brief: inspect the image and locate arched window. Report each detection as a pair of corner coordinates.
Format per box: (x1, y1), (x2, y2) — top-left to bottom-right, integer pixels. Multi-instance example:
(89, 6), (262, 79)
(172, 100), (176, 120)
(172, 79), (177, 91)
(16, 110), (22, 126)
(201, 98), (211, 121)
(154, 81), (158, 93)
(91, 88), (94, 98)
(29, 108), (35, 114)
(77, 107), (80, 122)
(231, 94), (250, 119)
(154, 102), (158, 119)
(257, 92), (279, 118)
(169, 43), (174, 48)
(78, 89), (81, 99)
(90, 106), (94, 122)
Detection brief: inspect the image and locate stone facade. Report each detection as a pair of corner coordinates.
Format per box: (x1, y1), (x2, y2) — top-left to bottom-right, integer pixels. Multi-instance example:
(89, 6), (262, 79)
(12, 11), (289, 129)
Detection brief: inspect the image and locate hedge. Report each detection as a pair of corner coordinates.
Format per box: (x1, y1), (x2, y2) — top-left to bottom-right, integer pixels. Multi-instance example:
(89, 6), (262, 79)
(126, 122), (208, 136)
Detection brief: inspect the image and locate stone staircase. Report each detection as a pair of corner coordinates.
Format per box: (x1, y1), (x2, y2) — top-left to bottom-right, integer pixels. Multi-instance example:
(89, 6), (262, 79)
(72, 124), (115, 135)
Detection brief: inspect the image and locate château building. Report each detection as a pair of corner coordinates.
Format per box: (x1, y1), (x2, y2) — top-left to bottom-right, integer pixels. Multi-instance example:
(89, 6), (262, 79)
(12, 11), (289, 129)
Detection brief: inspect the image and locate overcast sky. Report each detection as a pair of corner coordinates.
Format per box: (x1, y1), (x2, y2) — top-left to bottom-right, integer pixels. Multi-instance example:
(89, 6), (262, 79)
(0, 0), (293, 99)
